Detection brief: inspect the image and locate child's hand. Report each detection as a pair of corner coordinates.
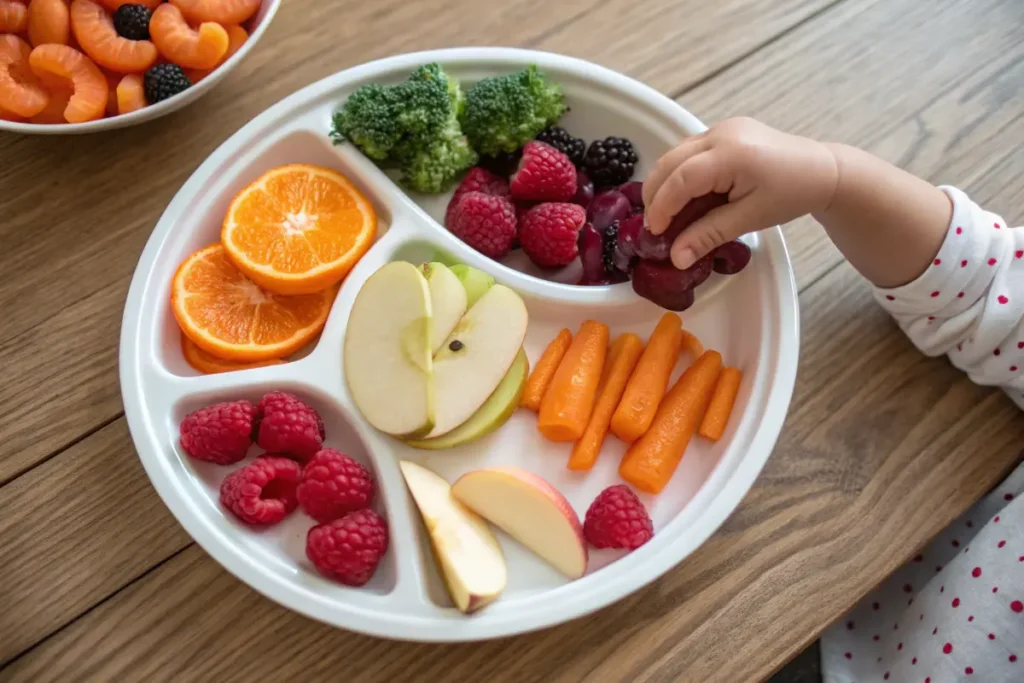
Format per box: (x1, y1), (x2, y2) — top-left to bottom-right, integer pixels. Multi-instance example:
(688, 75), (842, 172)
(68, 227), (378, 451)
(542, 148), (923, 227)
(642, 117), (839, 269)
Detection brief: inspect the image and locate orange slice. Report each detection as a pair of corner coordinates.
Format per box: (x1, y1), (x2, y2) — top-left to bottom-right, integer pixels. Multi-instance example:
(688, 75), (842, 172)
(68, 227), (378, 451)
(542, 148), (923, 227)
(181, 333), (285, 374)
(28, 44), (107, 123)
(98, 0), (161, 9)
(115, 72), (144, 113)
(71, 0), (158, 74)
(182, 22), (246, 83)
(0, 35), (49, 118)
(172, 243), (335, 361)
(27, 0), (70, 47)
(0, 0), (28, 33)
(221, 164), (378, 295)
(169, 0), (260, 25)
(150, 2), (227, 70)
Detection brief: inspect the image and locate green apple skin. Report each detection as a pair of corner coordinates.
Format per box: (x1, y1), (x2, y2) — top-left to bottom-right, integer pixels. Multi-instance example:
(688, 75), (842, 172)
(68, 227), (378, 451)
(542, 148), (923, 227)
(404, 348), (529, 450)
(450, 264), (495, 308)
(421, 262), (468, 354)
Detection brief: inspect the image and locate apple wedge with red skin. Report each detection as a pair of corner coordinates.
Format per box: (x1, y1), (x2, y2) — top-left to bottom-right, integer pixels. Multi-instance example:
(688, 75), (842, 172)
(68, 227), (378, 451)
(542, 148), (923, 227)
(451, 467), (588, 580)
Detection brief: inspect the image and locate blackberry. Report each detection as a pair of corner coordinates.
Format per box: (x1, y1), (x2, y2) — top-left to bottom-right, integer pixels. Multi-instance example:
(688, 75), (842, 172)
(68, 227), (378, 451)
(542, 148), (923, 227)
(602, 221), (620, 274)
(113, 4), (152, 41)
(584, 136), (638, 187)
(478, 149), (522, 178)
(535, 126), (585, 167)
(144, 64), (191, 104)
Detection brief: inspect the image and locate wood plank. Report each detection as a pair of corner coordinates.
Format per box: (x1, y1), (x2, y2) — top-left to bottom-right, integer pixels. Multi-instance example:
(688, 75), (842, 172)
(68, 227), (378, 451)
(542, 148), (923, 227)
(0, 0), (838, 481)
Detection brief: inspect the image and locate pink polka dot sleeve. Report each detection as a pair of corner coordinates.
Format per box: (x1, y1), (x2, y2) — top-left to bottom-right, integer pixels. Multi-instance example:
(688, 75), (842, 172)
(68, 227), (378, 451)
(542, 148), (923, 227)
(875, 187), (1024, 406)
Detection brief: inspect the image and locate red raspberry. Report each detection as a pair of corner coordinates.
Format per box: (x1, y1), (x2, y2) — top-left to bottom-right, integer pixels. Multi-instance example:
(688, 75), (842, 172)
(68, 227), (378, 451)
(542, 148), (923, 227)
(179, 400), (255, 465)
(254, 392), (324, 461)
(518, 202), (586, 267)
(447, 191), (518, 260)
(445, 166), (509, 228)
(306, 508), (389, 586)
(220, 455), (301, 525)
(297, 448), (376, 523)
(510, 141), (577, 202)
(583, 485), (653, 550)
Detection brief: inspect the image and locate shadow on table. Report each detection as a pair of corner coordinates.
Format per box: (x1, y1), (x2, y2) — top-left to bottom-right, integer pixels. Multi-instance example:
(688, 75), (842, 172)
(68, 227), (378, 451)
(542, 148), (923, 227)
(768, 640), (821, 683)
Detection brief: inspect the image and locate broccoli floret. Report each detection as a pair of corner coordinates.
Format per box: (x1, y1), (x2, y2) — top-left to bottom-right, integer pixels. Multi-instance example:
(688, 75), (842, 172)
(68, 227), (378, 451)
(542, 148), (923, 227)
(400, 122), (478, 194)
(329, 84), (401, 161)
(460, 65), (566, 156)
(408, 63), (466, 118)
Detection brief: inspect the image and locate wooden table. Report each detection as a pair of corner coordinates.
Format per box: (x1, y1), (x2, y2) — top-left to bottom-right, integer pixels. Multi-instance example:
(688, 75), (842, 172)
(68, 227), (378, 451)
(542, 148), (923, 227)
(2, 0), (1023, 680)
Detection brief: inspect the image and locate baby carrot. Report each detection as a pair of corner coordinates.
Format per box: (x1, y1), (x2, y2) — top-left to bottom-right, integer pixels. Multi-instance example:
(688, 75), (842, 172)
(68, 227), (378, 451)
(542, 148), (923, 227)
(538, 320), (609, 442)
(609, 312), (684, 443)
(680, 329), (704, 360)
(567, 333), (645, 471)
(520, 328), (573, 411)
(698, 366), (743, 441)
(619, 350), (723, 494)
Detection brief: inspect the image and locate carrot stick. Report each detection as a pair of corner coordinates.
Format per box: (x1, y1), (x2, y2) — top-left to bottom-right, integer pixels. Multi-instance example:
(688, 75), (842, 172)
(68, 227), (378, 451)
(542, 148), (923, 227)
(680, 329), (704, 360)
(567, 333), (645, 471)
(538, 320), (609, 442)
(698, 366), (743, 441)
(520, 328), (573, 411)
(609, 312), (684, 443)
(619, 350), (723, 494)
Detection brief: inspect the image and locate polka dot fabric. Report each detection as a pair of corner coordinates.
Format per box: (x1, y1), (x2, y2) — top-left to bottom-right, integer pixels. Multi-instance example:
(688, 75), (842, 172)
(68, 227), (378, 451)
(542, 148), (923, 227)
(874, 187), (1024, 408)
(821, 465), (1024, 682)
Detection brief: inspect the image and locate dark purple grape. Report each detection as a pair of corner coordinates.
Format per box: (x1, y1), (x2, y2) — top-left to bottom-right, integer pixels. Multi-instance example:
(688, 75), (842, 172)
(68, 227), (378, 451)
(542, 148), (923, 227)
(616, 213), (643, 261)
(586, 190), (631, 236)
(578, 222), (605, 283)
(633, 193), (729, 262)
(571, 171), (595, 209)
(634, 224), (672, 262)
(618, 181), (644, 208)
(712, 240), (752, 274)
(631, 258), (715, 311)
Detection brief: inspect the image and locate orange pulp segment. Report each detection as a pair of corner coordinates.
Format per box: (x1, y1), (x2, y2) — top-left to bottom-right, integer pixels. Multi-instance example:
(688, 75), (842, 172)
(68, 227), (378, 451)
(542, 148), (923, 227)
(181, 333), (286, 374)
(182, 22), (246, 82)
(115, 72), (144, 113)
(221, 164), (378, 295)
(172, 244), (335, 361)
(30, 81), (72, 122)
(99, 0), (161, 9)
(0, 0), (28, 33)
(27, 0), (70, 47)
(150, 2), (228, 70)
(0, 34), (50, 118)
(169, 0), (260, 25)
(28, 43), (107, 122)
(70, 0), (158, 73)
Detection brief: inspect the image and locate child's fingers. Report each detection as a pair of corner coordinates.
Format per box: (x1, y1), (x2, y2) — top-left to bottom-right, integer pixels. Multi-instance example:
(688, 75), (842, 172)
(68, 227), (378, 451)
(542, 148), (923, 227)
(645, 151), (725, 235)
(669, 198), (758, 269)
(641, 133), (710, 208)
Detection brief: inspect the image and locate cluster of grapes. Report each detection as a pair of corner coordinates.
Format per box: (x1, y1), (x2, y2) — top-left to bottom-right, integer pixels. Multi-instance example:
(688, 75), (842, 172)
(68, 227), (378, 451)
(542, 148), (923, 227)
(576, 185), (751, 311)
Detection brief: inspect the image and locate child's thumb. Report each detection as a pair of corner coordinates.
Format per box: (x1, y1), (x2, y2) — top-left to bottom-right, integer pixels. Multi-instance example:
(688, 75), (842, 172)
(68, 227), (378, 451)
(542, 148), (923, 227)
(669, 200), (753, 270)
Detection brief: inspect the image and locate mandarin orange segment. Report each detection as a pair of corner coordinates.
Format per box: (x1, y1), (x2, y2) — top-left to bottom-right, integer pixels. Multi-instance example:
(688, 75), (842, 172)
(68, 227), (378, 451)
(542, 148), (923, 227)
(169, 0), (259, 25)
(27, 0), (70, 47)
(30, 82), (72, 122)
(101, 65), (118, 114)
(98, 0), (161, 9)
(172, 244), (335, 361)
(0, 0), (28, 32)
(221, 164), (378, 295)
(150, 2), (228, 70)
(181, 333), (285, 374)
(0, 35), (49, 117)
(70, 0), (157, 73)
(0, 105), (26, 121)
(28, 43), (107, 122)
(115, 72), (144, 113)
(182, 22), (245, 83)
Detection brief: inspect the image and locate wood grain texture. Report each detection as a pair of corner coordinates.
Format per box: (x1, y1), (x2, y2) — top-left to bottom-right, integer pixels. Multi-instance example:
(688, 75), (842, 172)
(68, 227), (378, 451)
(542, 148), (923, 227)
(0, 0), (839, 484)
(2, 0), (1024, 679)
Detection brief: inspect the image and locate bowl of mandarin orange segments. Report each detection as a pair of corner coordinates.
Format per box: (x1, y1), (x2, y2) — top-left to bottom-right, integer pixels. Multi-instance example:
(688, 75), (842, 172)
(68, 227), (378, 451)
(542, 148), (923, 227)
(0, 0), (279, 133)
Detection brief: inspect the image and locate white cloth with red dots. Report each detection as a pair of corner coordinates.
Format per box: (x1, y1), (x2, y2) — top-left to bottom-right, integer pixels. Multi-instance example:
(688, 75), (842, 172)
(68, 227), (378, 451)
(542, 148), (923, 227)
(821, 187), (1024, 682)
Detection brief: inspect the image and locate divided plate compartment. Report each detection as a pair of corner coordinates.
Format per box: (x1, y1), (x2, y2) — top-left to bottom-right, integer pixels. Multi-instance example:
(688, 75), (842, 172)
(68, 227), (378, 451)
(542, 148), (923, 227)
(120, 48), (800, 641)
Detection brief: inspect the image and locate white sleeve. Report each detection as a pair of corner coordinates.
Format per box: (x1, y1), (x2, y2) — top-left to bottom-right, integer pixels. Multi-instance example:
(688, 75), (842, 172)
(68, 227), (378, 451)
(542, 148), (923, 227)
(874, 186), (1024, 408)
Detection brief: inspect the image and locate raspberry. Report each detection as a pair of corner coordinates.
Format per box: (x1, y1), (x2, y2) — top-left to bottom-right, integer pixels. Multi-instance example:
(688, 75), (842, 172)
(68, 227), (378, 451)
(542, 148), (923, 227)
(510, 141), (577, 202)
(584, 137), (638, 188)
(220, 455), (301, 525)
(535, 126), (586, 167)
(179, 400), (255, 465)
(306, 508), (389, 586)
(297, 449), (376, 523)
(445, 166), (509, 228)
(447, 191), (518, 259)
(254, 392), (325, 461)
(518, 202), (586, 267)
(583, 485), (653, 550)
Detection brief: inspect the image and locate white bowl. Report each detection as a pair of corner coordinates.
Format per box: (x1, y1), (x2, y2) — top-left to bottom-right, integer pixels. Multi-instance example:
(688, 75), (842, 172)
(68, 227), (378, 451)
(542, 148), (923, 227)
(0, 0), (281, 135)
(120, 47), (800, 641)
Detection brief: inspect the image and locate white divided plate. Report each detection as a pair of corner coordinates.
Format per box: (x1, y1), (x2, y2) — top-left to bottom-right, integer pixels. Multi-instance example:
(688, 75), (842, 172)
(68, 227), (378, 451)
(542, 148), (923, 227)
(119, 47), (799, 641)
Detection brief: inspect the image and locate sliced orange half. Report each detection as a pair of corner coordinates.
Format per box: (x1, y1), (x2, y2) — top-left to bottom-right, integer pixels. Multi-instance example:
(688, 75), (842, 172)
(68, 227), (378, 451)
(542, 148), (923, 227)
(172, 243), (335, 361)
(180, 332), (285, 374)
(221, 164), (378, 295)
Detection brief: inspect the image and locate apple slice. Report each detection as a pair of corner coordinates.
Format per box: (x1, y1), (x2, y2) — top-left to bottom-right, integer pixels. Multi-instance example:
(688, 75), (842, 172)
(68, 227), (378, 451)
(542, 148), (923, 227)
(451, 468), (588, 579)
(405, 348), (529, 450)
(450, 263), (494, 307)
(427, 284), (528, 438)
(399, 461), (507, 613)
(344, 262), (435, 438)
(422, 262), (467, 354)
